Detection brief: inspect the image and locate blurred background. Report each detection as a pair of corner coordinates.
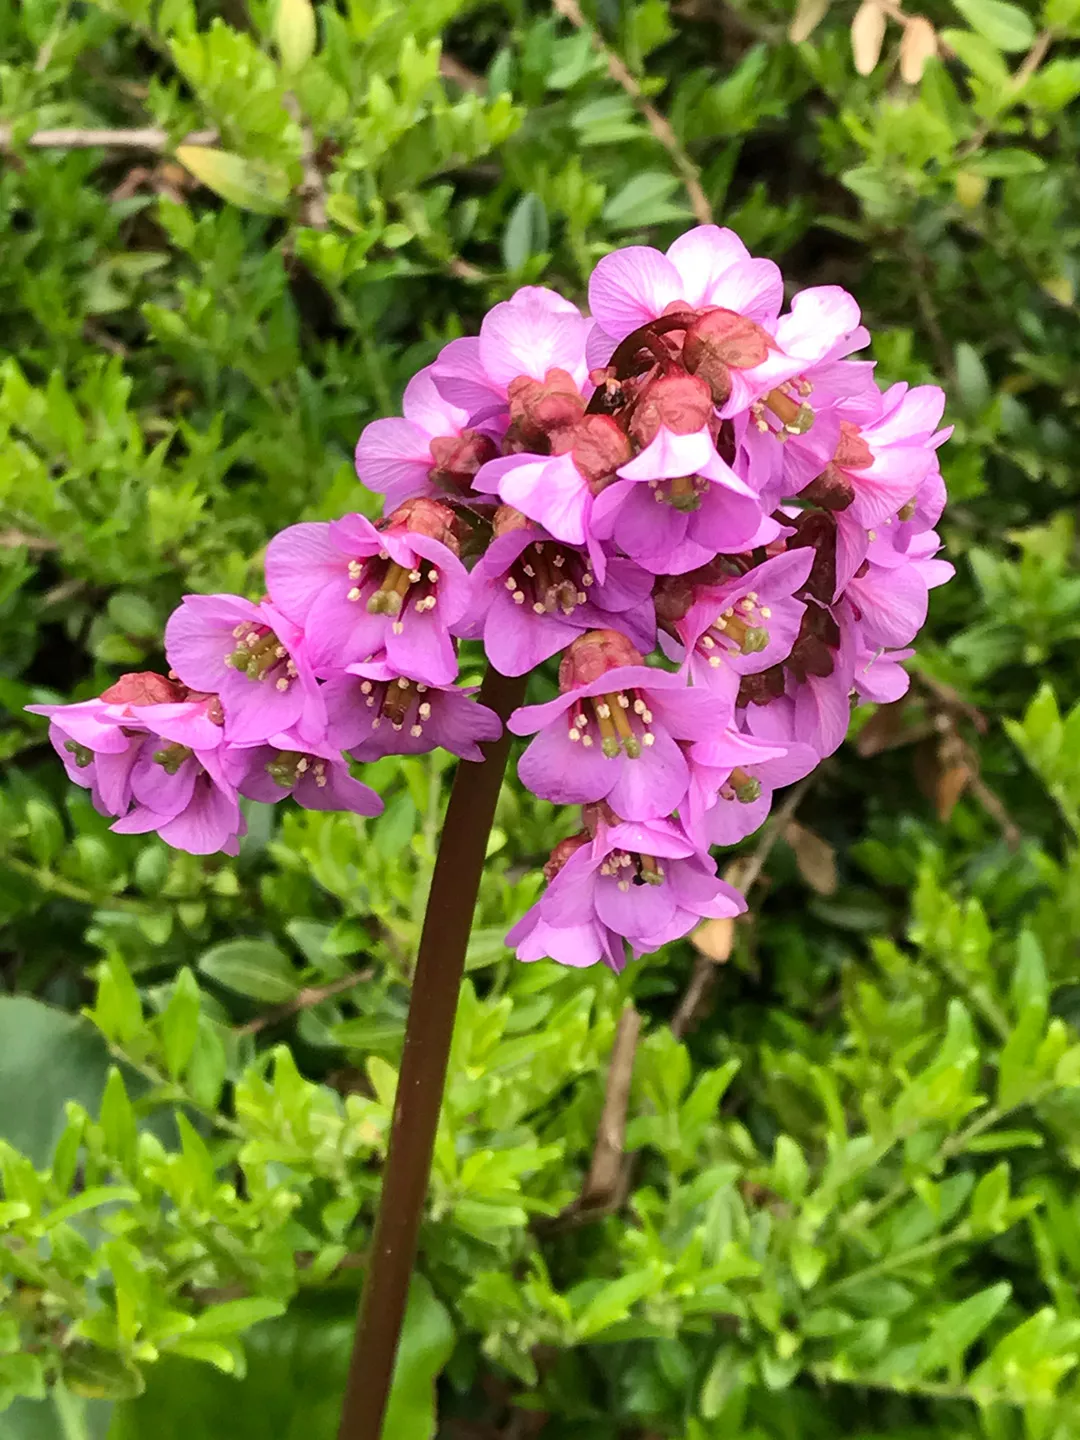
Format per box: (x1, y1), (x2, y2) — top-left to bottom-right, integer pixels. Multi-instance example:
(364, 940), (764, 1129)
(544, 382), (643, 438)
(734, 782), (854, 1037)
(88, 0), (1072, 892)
(1, 0), (1079, 1436)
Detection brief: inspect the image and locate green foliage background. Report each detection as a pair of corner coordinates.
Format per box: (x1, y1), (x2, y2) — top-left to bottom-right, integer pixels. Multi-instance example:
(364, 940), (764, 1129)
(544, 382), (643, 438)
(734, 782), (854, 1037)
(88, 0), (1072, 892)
(1, 0), (1079, 1434)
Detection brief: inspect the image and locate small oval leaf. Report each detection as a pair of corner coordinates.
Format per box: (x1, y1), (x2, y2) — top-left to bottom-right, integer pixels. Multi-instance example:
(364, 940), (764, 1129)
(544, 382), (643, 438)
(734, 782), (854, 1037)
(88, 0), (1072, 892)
(175, 147), (290, 216)
(274, 0), (317, 74)
(851, 0), (888, 73)
(900, 15), (938, 82)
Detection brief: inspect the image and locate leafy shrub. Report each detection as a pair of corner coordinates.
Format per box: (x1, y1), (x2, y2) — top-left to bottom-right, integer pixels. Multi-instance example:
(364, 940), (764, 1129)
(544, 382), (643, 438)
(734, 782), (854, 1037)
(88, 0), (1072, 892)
(1, 0), (1079, 1436)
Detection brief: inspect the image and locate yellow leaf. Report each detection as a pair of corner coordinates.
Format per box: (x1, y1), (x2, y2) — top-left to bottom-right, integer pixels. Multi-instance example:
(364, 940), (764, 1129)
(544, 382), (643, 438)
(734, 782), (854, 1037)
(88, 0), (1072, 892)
(789, 0), (830, 44)
(851, 0), (887, 75)
(175, 147), (290, 216)
(275, 0), (317, 74)
(900, 15), (938, 83)
(785, 821), (838, 896)
(691, 916), (735, 963)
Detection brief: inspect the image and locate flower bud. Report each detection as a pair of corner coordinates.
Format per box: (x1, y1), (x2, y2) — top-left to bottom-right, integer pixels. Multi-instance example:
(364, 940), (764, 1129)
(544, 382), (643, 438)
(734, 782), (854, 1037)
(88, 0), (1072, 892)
(428, 429), (496, 495)
(789, 510), (837, 605)
(558, 629), (644, 692)
(100, 672), (185, 707)
(683, 308), (772, 405)
(383, 496), (462, 554)
(549, 414), (633, 494)
(492, 504), (533, 537)
(507, 367), (586, 445)
(628, 371), (713, 448)
(652, 574), (695, 624)
(543, 831), (591, 881)
(787, 605), (841, 682)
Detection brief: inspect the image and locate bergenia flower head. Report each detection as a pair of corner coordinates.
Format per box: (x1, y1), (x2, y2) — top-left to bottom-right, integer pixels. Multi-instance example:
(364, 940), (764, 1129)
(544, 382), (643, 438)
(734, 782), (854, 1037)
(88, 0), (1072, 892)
(29, 224), (951, 977)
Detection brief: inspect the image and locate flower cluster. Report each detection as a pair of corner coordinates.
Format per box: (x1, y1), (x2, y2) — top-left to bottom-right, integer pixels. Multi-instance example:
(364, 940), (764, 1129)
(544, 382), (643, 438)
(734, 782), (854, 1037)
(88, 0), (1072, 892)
(32, 226), (950, 970)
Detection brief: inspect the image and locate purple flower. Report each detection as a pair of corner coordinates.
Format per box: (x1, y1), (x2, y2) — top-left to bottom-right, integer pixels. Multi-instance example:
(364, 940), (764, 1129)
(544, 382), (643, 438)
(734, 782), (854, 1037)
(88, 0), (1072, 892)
(509, 816), (746, 969)
(432, 286), (590, 423)
(460, 508), (655, 676)
(843, 528), (954, 650)
(685, 727), (816, 847)
(590, 427), (770, 575)
(739, 616), (858, 763)
(509, 631), (723, 821)
(165, 594), (324, 747)
(323, 663), (502, 761)
(354, 366), (497, 510)
(111, 740), (243, 856)
(668, 550), (814, 704)
(587, 226), (784, 368)
(222, 731), (382, 816)
(853, 644), (914, 704)
(265, 499), (471, 686)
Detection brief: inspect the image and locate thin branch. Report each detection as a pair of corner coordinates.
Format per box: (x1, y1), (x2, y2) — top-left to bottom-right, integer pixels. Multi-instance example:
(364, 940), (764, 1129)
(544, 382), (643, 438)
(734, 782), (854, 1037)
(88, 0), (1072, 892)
(538, 1004), (642, 1232)
(0, 125), (218, 152)
(0, 529), (58, 552)
(956, 29), (1054, 161)
(550, 0), (712, 226)
(283, 96), (327, 230)
(671, 774), (817, 1041)
(233, 967), (375, 1036)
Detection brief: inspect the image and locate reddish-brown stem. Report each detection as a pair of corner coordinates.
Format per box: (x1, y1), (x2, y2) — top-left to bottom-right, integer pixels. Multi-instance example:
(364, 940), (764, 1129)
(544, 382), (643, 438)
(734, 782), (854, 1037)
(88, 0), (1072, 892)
(337, 665), (527, 1440)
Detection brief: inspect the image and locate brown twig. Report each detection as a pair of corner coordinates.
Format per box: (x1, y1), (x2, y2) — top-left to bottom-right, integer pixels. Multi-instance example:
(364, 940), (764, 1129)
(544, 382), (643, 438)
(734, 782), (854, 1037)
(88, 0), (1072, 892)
(0, 530), (58, 552)
(283, 95), (327, 230)
(538, 1005), (643, 1232)
(956, 29), (1054, 161)
(233, 967), (375, 1037)
(337, 666), (526, 1440)
(0, 125), (218, 152)
(550, 0), (712, 226)
(438, 53), (486, 93)
(671, 774), (817, 1040)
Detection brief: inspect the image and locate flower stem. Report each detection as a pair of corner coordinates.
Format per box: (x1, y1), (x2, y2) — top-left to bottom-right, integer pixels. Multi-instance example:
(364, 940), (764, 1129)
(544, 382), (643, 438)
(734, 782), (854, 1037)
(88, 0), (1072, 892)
(336, 665), (526, 1440)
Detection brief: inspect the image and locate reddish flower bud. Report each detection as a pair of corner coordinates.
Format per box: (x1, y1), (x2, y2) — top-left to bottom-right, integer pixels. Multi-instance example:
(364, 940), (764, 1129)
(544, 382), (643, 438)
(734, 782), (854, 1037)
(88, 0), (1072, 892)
(383, 496), (462, 554)
(428, 429), (496, 495)
(737, 667), (786, 707)
(492, 504), (533, 537)
(787, 606), (841, 682)
(788, 510), (837, 605)
(543, 831), (591, 882)
(558, 629), (644, 692)
(801, 465), (855, 511)
(652, 574), (695, 624)
(628, 371), (713, 448)
(549, 414), (633, 494)
(683, 308), (772, 405)
(834, 420), (874, 470)
(507, 367), (586, 445)
(100, 672), (185, 707)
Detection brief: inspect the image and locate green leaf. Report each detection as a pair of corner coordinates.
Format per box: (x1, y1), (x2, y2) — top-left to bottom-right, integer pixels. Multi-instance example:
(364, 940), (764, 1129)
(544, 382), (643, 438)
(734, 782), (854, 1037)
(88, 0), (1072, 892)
(967, 148), (1046, 176)
(0, 999), (112, 1167)
(501, 192), (549, 273)
(274, 0), (317, 73)
(186, 1299), (287, 1340)
(109, 1283), (451, 1440)
(602, 172), (692, 230)
(915, 1283), (1011, 1375)
(952, 0), (1036, 50)
(197, 940), (300, 1003)
(175, 149), (290, 216)
(62, 1347), (143, 1403)
(159, 969), (201, 1080)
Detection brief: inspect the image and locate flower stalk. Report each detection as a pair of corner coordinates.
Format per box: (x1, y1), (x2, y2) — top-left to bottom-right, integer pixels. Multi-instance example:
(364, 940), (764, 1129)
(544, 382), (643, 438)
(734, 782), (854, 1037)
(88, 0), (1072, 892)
(336, 664), (526, 1440)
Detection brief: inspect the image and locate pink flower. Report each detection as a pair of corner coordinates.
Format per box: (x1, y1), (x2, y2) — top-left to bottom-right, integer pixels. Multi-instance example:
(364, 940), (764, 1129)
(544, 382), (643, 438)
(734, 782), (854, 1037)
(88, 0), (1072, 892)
(739, 615), (858, 762)
(509, 630), (723, 821)
(806, 384), (949, 529)
(853, 645), (914, 704)
(165, 595), (324, 747)
(460, 507), (655, 676)
(222, 732), (382, 815)
(589, 427), (769, 575)
(432, 287), (590, 423)
(665, 550), (814, 705)
(587, 226), (784, 363)
(509, 816), (746, 969)
(265, 498), (471, 686)
(354, 367), (497, 510)
(685, 727), (816, 847)
(111, 739), (243, 856)
(843, 528), (954, 650)
(322, 662), (502, 761)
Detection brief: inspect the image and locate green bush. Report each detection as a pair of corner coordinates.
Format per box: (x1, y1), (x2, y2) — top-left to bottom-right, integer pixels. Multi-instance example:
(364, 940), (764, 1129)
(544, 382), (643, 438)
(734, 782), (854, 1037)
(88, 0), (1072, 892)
(1, 0), (1079, 1435)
